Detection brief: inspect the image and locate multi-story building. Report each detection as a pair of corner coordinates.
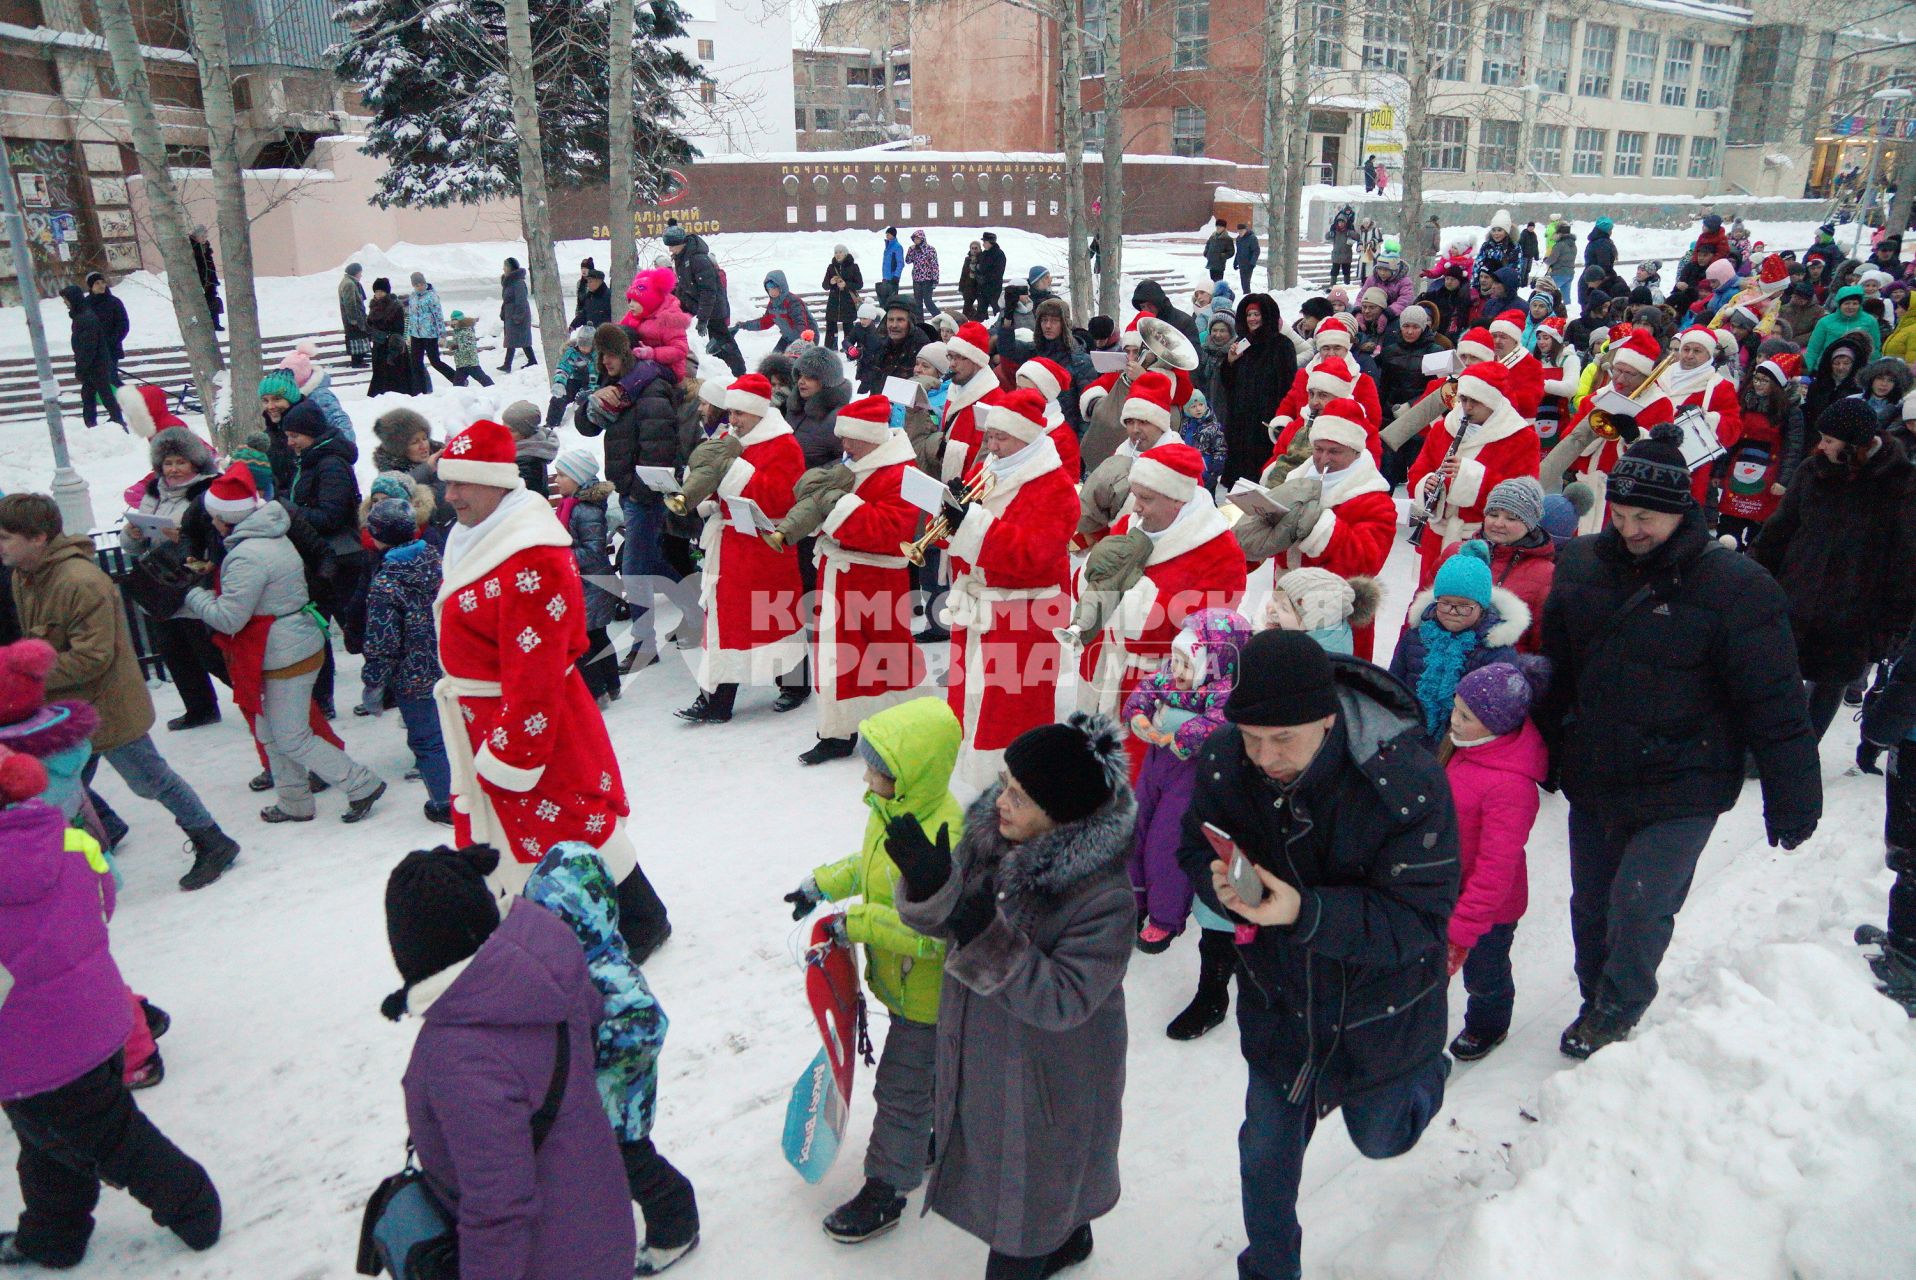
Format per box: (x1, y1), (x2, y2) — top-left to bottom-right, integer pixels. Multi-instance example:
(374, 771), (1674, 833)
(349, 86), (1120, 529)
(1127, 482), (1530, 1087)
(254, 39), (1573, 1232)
(672, 0), (797, 157)
(911, 0), (1866, 199)
(795, 0), (911, 152)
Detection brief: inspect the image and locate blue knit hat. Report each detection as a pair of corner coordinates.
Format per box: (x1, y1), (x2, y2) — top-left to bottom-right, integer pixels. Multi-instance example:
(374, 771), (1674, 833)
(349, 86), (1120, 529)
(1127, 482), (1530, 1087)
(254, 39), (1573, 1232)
(1540, 493), (1580, 547)
(257, 370), (302, 404)
(1431, 539), (1493, 606)
(553, 449), (599, 489)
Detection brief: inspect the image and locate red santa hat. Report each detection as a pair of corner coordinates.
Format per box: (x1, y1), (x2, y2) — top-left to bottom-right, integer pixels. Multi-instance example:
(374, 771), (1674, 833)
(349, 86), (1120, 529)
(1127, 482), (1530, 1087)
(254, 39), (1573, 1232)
(834, 394), (894, 445)
(1675, 326), (1718, 354)
(983, 387), (1049, 443)
(1757, 352), (1802, 386)
(1121, 314), (1144, 349)
(1456, 327), (1495, 364)
(725, 373), (774, 417)
(948, 321), (992, 369)
(437, 419), (525, 489)
(1128, 442), (1204, 504)
(1016, 356), (1069, 403)
(1120, 371), (1174, 432)
(1609, 328), (1663, 378)
(1308, 398), (1372, 455)
(1489, 309), (1528, 345)
(203, 461), (263, 522)
(1454, 360), (1512, 414)
(1312, 314), (1354, 352)
(1306, 355), (1357, 400)
(1535, 315), (1567, 348)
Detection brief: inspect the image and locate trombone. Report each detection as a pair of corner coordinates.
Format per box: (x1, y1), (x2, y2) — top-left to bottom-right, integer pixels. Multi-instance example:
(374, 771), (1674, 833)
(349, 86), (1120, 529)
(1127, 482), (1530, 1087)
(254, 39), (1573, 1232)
(900, 471), (995, 566)
(1586, 285), (1766, 438)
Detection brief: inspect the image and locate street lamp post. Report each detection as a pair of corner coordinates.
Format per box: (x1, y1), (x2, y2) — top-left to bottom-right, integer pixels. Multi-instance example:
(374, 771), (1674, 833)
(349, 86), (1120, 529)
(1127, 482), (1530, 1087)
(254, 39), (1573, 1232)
(0, 139), (92, 533)
(1852, 87), (1914, 259)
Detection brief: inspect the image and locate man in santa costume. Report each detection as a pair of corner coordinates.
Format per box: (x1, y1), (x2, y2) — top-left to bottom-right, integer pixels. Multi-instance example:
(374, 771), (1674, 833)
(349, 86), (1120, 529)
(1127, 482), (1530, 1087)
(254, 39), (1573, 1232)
(1542, 327), (1676, 534)
(1266, 354), (1382, 478)
(936, 320), (1005, 483)
(1078, 370), (1176, 548)
(1267, 314), (1383, 434)
(1076, 441), (1246, 736)
(1655, 325), (1742, 505)
(1488, 309), (1548, 418)
(1407, 359), (1541, 588)
(679, 373), (808, 723)
(800, 394), (926, 765)
(1379, 326), (1498, 464)
(1238, 398), (1395, 658)
(1079, 316), (1194, 475)
(939, 388), (1077, 790)
(431, 418), (668, 957)
(1013, 354), (1083, 479)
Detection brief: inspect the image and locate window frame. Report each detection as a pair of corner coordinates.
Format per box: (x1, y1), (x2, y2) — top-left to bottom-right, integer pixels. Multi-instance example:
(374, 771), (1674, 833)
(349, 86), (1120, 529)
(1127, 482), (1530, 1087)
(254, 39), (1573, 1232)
(1579, 22), (1616, 98)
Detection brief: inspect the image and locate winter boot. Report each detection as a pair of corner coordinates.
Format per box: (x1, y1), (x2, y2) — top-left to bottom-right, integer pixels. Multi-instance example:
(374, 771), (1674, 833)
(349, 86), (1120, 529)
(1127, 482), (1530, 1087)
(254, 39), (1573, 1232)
(424, 801), (454, 827)
(799, 735), (858, 766)
(675, 685), (736, 724)
(343, 781), (388, 824)
(1136, 921), (1175, 954)
(259, 806), (314, 824)
(167, 711), (219, 731)
(141, 999), (171, 1040)
(634, 1236), (699, 1276)
(126, 1050), (164, 1090)
(178, 826), (240, 891)
(1041, 1224), (1094, 1277)
(1448, 1028), (1507, 1062)
(249, 769), (275, 792)
(1560, 1008), (1632, 1060)
(773, 684), (812, 713)
(1167, 930), (1235, 1041)
(822, 1178), (905, 1243)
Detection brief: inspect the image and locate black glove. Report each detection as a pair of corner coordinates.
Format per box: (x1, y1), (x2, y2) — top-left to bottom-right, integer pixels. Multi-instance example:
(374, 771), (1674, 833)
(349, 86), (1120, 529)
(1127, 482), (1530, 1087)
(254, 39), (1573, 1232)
(783, 878), (822, 920)
(884, 815), (953, 900)
(1857, 742), (1885, 776)
(948, 879), (998, 947)
(1611, 413), (1641, 444)
(1767, 820), (1818, 851)
(945, 476), (975, 512)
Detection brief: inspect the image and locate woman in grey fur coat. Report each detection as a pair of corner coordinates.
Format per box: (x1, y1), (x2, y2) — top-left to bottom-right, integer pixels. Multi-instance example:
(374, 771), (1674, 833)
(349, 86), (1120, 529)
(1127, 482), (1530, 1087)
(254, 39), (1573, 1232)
(892, 713), (1136, 1280)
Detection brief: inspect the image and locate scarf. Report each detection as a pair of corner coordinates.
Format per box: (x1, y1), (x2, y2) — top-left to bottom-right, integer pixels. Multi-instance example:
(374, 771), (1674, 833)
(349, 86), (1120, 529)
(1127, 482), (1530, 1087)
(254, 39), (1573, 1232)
(1415, 618), (1480, 738)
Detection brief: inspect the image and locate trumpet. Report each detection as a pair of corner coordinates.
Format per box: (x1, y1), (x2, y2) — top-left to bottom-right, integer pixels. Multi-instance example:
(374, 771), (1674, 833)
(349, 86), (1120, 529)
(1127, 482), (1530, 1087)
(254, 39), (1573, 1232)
(900, 471), (995, 566)
(664, 492), (690, 516)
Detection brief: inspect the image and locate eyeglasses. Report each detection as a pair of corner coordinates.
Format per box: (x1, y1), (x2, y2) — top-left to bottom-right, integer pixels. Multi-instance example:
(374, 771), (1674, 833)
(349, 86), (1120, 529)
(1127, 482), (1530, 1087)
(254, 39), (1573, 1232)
(1434, 599), (1482, 617)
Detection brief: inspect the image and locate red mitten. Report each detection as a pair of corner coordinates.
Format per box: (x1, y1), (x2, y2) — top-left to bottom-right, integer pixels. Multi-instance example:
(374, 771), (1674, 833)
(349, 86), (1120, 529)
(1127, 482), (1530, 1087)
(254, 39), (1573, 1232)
(1446, 942), (1469, 977)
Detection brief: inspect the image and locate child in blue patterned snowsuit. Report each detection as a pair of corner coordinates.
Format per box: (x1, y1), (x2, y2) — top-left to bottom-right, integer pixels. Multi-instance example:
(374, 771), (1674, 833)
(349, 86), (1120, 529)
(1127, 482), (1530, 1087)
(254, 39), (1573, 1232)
(523, 842), (700, 1273)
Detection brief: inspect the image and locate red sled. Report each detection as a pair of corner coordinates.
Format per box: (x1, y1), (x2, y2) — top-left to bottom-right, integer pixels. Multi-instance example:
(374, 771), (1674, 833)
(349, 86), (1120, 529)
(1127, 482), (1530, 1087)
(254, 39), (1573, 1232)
(805, 915), (870, 1102)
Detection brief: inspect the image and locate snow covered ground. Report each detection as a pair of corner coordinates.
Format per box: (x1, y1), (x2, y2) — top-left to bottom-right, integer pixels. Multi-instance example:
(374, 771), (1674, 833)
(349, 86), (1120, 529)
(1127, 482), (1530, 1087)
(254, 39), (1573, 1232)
(1, 222), (1912, 1279)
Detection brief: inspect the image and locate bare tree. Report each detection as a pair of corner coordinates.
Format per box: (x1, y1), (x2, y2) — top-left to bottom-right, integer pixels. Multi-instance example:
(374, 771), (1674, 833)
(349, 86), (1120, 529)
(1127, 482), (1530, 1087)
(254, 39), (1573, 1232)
(1056, 1), (1092, 319)
(1259, 0), (1313, 290)
(184, 0), (262, 450)
(504, 0), (569, 368)
(95, 0), (223, 421)
(1095, 0), (1123, 316)
(608, 0), (637, 293)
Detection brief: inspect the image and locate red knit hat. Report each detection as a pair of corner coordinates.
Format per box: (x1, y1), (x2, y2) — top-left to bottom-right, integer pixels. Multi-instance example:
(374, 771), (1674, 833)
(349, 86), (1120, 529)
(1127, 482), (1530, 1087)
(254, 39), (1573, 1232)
(1306, 355), (1357, 400)
(1455, 360), (1512, 413)
(1017, 356), (1070, 403)
(1489, 309), (1528, 345)
(1309, 397), (1372, 454)
(1456, 327), (1495, 364)
(203, 461), (263, 522)
(1757, 352), (1802, 386)
(948, 321), (992, 369)
(1610, 328), (1663, 377)
(437, 419), (523, 489)
(1120, 371), (1174, 432)
(1129, 442), (1204, 503)
(983, 387), (1049, 443)
(725, 373), (774, 417)
(834, 393), (894, 445)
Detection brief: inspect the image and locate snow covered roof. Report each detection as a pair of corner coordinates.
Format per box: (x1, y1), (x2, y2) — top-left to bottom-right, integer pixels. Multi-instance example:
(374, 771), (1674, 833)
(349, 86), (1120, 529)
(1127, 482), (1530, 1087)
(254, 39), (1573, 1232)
(804, 44), (883, 57)
(0, 20), (196, 64)
(692, 144), (1220, 166)
(1608, 0), (1751, 25)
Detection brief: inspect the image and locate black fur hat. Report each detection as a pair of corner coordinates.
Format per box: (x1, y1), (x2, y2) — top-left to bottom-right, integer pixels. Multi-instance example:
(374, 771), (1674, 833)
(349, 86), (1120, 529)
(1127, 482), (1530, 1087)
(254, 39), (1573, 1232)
(1003, 712), (1126, 825)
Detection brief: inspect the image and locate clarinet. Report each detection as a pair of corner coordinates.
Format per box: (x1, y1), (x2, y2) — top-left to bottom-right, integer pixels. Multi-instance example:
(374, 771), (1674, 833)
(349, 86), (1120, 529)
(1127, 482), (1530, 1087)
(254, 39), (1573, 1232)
(1407, 343), (1524, 544)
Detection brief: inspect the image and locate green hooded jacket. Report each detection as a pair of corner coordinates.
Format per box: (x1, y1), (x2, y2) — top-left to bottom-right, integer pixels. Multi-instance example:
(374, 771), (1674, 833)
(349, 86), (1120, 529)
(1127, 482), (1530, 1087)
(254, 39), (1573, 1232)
(811, 696), (963, 1024)
(1804, 285), (1881, 371)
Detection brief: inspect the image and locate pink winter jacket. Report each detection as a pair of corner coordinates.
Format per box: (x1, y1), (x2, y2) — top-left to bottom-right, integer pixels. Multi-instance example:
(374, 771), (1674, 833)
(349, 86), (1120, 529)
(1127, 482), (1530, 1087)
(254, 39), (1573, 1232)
(1443, 719), (1546, 949)
(618, 293), (692, 381)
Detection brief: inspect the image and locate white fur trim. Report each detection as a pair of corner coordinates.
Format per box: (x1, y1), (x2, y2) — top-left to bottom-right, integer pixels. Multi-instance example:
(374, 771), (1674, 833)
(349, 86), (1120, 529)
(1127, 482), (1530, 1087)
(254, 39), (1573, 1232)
(1457, 339), (1493, 363)
(1144, 499), (1231, 565)
(818, 493), (863, 538)
(1313, 330), (1351, 353)
(117, 385), (157, 439)
(1404, 583), (1531, 649)
(1080, 384), (1109, 413)
(1309, 413), (1368, 453)
(1018, 363), (1062, 401)
(1121, 397), (1170, 431)
(1323, 452), (1391, 505)
(835, 414), (891, 444)
(698, 380), (729, 409)
(475, 743), (545, 792)
(204, 494), (261, 521)
(1307, 367), (1356, 398)
(1294, 508), (1340, 559)
(436, 458), (524, 488)
(1612, 345), (1657, 376)
(947, 501), (993, 563)
(985, 400), (1045, 443)
(715, 457), (757, 501)
(434, 493), (573, 601)
(948, 333), (990, 368)
(727, 389), (772, 416)
(1489, 316), (1525, 344)
(735, 408), (795, 448)
(1127, 455), (1197, 503)
(1455, 373), (1510, 414)
(1676, 328), (1716, 352)
(403, 956), (474, 1017)
(1448, 457), (1489, 509)
(850, 431), (914, 476)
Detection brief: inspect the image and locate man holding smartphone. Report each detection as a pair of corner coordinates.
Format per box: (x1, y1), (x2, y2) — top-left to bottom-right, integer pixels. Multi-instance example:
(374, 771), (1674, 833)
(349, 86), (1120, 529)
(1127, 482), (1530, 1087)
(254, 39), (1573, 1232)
(1177, 630), (1457, 1280)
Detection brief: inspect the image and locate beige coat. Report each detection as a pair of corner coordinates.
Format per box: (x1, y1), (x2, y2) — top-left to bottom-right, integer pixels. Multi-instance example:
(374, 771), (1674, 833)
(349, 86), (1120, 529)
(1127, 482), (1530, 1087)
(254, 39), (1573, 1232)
(12, 535), (156, 751)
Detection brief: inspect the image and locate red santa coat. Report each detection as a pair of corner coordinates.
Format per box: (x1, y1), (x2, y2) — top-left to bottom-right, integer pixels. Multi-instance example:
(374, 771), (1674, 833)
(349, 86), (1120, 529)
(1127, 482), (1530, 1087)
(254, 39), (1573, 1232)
(942, 435), (1076, 790)
(1272, 411), (1384, 468)
(1656, 364), (1742, 505)
(1040, 401), (1083, 480)
(1501, 348), (1546, 420)
(434, 491), (634, 899)
(938, 368), (1003, 483)
(1408, 400), (1541, 588)
(1276, 450), (1395, 659)
(1269, 360), (1384, 449)
(811, 433), (927, 738)
(1562, 393), (1676, 534)
(696, 412), (806, 690)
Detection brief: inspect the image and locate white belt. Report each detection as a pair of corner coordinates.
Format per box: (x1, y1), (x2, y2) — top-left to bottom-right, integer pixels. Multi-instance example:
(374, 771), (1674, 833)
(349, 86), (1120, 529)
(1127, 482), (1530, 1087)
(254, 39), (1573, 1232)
(821, 542), (910, 571)
(433, 675), (505, 847)
(942, 574), (1054, 634)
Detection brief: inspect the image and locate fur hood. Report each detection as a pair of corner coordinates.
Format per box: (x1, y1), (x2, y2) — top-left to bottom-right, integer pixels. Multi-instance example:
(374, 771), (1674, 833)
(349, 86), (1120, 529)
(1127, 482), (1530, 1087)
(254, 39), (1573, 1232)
(959, 782), (1137, 902)
(572, 479), (617, 504)
(359, 478), (437, 529)
(1404, 584), (1531, 650)
(148, 425), (216, 475)
(373, 405), (433, 448)
(1862, 357), (1913, 401)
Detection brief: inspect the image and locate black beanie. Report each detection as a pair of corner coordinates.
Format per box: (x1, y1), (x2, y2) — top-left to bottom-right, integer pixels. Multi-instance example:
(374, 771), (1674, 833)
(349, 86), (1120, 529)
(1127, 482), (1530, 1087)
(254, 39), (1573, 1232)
(1816, 396), (1879, 448)
(386, 845), (502, 988)
(1607, 423), (1693, 515)
(1002, 712), (1125, 825)
(1225, 631), (1340, 727)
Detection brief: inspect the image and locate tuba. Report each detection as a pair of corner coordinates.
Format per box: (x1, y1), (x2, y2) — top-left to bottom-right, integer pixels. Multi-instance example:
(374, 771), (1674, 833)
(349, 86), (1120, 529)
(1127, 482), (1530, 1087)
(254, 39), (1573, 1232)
(1137, 315), (1199, 372)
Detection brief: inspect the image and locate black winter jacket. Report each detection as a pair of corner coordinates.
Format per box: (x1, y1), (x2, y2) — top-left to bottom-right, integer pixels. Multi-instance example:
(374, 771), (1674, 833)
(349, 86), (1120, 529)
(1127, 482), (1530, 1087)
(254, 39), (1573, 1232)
(570, 284), (613, 332)
(1537, 511), (1822, 833)
(789, 379), (852, 469)
(974, 243), (1007, 304)
(86, 290), (131, 361)
(1583, 227), (1618, 275)
(577, 372), (681, 505)
(67, 300), (114, 384)
(1376, 328), (1445, 415)
(822, 255), (864, 322)
(1178, 658), (1457, 1112)
(1750, 434), (1916, 683)
(286, 425), (364, 549)
(1131, 279), (1202, 351)
(1216, 295), (1296, 485)
(1862, 628), (1916, 747)
(672, 234), (729, 331)
(856, 326), (927, 395)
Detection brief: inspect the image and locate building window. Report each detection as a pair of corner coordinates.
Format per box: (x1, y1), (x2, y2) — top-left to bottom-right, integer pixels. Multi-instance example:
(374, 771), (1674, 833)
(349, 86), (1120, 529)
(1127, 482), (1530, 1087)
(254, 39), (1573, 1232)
(1528, 123), (1565, 174)
(1571, 127), (1606, 175)
(699, 82), (715, 105)
(1661, 38), (1692, 107)
(1613, 130), (1645, 176)
(1361, 0), (1407, 72)
(1174, 0), (1208, 69)
(1477, 118), (1518, 172)
(794, 106), (807, 131)
(1688, 135), (1718, 179)
(1083, 109), (1103, 150)
(1431, 0), (1469, 81)
(1539, 16), (1573, 94)
(1172, 106), (1206, 157)
(1621, 30), (1656, 103)
(1696, 44), (1729, 109)
(1579, 23), (1615, 97)
(1423, 115), (1466, 172)
(812, 107), (839, 132)
(1310, 0), (1344, 69)
(696, 38), (713, 60)
(846, 66), (872, 86)
(1480, 7), (1525, 86)
(1653, 132), (1682, 177)
(1081, 0), (1104, 77)
(893, 62), (910, 82)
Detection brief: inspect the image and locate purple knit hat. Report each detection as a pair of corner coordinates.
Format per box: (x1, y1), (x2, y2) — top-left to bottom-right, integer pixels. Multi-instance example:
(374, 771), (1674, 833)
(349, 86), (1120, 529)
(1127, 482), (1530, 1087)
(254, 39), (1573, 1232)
(1456, 659), (1548, 736)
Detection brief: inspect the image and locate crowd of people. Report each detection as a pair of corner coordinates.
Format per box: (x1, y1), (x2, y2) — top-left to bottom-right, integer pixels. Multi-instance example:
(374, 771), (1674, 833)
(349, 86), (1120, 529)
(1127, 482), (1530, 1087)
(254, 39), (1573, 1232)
(6, 204), (1916, 1280)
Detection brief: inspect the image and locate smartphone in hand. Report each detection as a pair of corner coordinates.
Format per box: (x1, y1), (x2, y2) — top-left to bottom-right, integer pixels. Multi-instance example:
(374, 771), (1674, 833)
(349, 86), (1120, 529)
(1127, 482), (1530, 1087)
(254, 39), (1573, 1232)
(1202, 822), (1265, 907)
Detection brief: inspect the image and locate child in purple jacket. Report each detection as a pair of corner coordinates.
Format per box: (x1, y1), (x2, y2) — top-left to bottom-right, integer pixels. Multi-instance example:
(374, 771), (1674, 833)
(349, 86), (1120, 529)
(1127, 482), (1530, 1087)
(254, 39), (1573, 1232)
(1122, 607), (1251, 1040)
(0, 746), (220, 1268)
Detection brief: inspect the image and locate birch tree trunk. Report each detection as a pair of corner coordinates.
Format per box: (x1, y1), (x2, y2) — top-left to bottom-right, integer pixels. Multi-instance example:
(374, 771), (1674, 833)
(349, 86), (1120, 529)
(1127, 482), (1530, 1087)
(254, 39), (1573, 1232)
(97, 0), (222, 424)
(185, 0), (260, 451)
(607, 0), (637, 294)
(1096, 0), (1123, 318)
(1261, 3), (1285, 290)
(505, 0), (567, 369)
(1396, 1), (1435, 259)
(1058, 1), (1091, 321)
(1280, 0), (1309, 288)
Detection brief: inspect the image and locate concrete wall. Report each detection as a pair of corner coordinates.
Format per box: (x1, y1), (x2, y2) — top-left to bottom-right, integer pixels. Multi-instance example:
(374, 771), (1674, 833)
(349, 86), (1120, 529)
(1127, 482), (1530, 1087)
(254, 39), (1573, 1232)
(1296, 192), (1828, 240)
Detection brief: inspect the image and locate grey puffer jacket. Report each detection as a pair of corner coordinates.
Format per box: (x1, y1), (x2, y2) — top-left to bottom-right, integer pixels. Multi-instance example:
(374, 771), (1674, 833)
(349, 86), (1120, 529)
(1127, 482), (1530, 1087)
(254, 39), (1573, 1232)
(183, 501), (325, 671)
